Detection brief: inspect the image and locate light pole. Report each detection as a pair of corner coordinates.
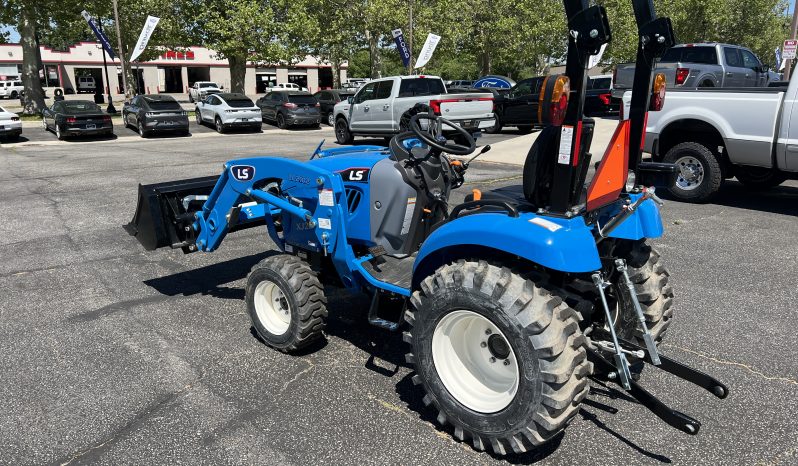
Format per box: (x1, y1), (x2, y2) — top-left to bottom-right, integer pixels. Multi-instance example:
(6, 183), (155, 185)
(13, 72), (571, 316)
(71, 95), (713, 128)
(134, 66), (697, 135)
(97, 18), (116, 113)
(112, 0), (129, 98)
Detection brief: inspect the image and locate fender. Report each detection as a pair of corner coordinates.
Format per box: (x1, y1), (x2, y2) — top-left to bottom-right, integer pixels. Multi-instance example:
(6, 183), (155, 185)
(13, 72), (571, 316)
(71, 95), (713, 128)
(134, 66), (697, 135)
(413, 212), (602, 286)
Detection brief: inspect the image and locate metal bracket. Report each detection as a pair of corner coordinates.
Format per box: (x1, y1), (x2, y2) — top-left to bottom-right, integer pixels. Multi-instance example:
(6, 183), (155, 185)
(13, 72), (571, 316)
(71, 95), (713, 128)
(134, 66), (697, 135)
(615, 259), (661, 365)
(591, 272), (632, 389)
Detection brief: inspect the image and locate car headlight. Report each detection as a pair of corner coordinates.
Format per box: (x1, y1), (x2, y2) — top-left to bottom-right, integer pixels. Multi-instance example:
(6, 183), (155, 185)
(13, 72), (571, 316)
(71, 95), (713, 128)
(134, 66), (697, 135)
(225, 109), (235, 113)
(625, 170), (637, 192)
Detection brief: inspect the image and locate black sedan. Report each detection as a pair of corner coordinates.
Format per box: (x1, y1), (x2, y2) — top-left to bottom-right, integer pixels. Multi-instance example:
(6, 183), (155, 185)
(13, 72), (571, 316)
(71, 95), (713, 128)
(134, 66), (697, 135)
(42, 100), (113, 140)
(122, 94), (189, 137)
(485, 77), (545, 134)
(313, 89), (355, 126)
(256, 91), (320, 129)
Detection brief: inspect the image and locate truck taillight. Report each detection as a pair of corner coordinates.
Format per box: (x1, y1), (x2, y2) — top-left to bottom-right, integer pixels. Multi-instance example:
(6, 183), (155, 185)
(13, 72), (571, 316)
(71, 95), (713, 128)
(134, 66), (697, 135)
(66, 117), (76, 123)
(650, 72), (666, 111)
(429, 100), (442, 115)
(598, 93), (611, 105)
(675, 68), (689, 85)
(538, 75), (570, 127)
(103, 115), (112, 122)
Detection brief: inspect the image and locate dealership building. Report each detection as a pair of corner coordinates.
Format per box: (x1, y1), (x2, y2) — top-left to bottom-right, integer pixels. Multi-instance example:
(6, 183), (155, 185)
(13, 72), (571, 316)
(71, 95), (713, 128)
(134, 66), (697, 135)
(0, 42), (348, 95)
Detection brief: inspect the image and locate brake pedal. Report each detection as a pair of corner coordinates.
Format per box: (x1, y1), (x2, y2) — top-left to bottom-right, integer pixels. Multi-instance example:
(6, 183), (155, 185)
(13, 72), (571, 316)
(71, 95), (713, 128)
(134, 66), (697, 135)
(592, 273), (632, 390)
(615, 259), (661, 365)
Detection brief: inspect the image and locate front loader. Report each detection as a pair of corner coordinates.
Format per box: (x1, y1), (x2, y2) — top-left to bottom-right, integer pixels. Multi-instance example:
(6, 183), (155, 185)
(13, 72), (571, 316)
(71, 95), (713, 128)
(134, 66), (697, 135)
(126, 0), (727, 456)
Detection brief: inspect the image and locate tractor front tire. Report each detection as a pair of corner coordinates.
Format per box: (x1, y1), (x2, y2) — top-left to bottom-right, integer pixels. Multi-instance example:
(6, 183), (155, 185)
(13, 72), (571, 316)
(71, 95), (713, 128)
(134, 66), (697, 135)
(613, 240), (674, 346)
(405, 260), (590, 455)
(246, 255), (327, 353)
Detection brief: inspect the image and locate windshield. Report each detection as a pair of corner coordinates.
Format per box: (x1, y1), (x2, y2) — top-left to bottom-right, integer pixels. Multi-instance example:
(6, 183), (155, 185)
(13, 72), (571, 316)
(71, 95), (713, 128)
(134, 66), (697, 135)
(144, 97), (181, 110)
(225, 97), (255, 108)
(199, 83), (219, 88)
(63, 102), (102, 113)
(589, 78), (612, 90)
(287, 95), (317, 104)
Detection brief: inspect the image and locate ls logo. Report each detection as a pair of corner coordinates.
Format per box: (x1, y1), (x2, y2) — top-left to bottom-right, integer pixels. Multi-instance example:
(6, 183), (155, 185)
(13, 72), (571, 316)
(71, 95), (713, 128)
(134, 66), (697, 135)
(338, 167), (370, 183)
(231, 165), (255, 181)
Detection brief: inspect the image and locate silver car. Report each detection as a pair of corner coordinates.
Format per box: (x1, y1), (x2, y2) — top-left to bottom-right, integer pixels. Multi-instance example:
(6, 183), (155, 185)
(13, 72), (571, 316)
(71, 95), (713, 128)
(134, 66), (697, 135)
(195, 93), (262, 133)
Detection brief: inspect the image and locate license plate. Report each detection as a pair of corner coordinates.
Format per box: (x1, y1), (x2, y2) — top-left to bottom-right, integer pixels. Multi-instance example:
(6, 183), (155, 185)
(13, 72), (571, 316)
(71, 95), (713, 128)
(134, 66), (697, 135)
(86, 123), (96, 129)
(241, 118), (249, 122)
(461, 120), (473, 127)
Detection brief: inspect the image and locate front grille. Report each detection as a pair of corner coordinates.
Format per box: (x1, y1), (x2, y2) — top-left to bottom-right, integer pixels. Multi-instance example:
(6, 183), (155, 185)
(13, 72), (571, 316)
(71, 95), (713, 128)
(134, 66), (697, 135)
(345, 188), (362, 213)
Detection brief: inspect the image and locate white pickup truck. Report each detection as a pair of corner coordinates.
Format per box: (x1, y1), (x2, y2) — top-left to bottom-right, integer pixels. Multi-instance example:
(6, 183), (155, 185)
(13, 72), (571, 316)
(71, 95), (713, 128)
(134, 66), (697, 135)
(332, 75), (494, 144)
(644, 78), (798, 202)
(188, 81), (223, 103)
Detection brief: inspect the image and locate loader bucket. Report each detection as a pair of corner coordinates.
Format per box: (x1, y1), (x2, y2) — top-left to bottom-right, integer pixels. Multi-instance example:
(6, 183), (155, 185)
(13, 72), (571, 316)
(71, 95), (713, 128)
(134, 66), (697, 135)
(125, 176), (219, 251)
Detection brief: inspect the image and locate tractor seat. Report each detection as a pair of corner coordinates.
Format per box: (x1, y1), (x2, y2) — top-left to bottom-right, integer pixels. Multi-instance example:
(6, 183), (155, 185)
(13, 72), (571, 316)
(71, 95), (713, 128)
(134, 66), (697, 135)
(456, 185), (536, 218)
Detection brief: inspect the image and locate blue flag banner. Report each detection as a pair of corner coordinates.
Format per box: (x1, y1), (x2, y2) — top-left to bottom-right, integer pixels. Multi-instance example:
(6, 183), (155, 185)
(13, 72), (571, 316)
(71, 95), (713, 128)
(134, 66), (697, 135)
(775, 47), (781, 70)
(81, 10), (115, 60)
(392, 29), (412, 67)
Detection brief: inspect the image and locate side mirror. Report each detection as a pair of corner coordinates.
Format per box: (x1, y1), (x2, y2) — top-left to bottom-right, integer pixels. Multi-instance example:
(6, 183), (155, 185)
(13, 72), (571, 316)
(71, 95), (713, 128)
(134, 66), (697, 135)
(347, 96), (354, 104)
(220, 85), (224, 90)
(758, 65), (770, 73)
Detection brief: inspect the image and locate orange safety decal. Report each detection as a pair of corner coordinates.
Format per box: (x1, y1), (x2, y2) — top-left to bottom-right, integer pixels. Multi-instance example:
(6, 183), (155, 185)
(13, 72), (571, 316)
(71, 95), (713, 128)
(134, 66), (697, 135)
(471, 189), (482, 201)
(586, 119), (630, 211)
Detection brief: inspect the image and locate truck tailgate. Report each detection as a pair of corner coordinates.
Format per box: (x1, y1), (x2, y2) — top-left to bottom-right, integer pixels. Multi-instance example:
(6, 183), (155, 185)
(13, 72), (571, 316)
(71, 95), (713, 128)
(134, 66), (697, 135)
(433, 94), (494, 119)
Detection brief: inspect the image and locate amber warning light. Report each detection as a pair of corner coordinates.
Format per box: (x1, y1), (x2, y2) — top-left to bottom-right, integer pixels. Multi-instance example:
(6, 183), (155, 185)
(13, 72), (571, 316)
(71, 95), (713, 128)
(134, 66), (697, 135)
(650, 72), (666, 111)
(538, 75), (570, 126)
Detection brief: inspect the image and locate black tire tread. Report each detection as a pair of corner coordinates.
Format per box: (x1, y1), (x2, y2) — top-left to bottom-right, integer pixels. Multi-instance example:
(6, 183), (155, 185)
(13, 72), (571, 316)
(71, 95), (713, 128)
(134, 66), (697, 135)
(664, 141), (722, 203)
(247, 254), (327, 352)
(405, 259), (591, 455)
(621, 241), (674, 344)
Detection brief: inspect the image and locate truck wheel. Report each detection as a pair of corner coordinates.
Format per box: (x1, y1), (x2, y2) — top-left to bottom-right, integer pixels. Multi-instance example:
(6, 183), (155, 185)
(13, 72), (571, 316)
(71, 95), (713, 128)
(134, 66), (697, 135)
(335, 117), (353, 144)
(405, 260), (590, 455)
(484, 115), (502, 134)
(246, 255), (328, 353)
(517, 125), (533, 135)
(663, 142), (722, 203)
(10, 90), (18, 99)
(734, 166), (788, 190)
(612, 240), (674, 347)
(326, 112), (335, 126)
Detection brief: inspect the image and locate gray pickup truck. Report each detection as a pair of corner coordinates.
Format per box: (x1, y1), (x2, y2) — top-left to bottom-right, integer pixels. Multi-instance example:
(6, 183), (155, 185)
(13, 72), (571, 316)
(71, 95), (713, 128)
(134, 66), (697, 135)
(642, 76), (798, 202)
(613, 43), (771, 98)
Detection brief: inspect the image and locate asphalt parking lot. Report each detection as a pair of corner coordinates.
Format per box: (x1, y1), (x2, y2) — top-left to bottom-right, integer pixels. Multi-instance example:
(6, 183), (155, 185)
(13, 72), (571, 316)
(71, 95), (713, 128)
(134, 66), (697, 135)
(0, 125), (796, 465)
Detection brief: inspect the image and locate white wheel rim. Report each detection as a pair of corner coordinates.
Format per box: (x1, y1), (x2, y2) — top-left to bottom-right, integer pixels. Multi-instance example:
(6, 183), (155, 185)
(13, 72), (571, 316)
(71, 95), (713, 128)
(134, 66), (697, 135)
(432, 310), (519, 413)
(327, 113), (334, 126)
(674, 155), (704, 191)
(253, 280), (291, 335)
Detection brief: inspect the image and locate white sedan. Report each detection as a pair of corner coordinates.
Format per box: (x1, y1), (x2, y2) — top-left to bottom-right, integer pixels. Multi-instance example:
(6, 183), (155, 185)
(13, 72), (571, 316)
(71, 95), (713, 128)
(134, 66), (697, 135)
(195, 93), (262, 133)
(0, 105), (22, 141)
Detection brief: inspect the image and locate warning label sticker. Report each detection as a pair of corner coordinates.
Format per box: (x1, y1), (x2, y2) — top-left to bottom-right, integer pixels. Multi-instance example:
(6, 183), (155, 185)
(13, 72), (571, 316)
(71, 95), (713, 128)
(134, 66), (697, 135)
(319, 189), (334, 206)
(558, 125), (574, 165)
(529, 217), (563, 232)
(318, 218), (332, 229)
(401, 197), (417, 235)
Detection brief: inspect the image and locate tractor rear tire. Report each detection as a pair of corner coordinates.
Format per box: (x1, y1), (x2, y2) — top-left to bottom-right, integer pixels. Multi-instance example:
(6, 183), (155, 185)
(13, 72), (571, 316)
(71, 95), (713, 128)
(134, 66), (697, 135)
(246, 254), (328, 353)
(405, 260), (590, 455)
(613, 240), (674, 347)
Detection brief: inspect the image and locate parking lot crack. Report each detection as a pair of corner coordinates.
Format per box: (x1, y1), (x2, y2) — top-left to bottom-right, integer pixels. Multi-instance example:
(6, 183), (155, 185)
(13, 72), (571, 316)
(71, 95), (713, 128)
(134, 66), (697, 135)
(279, 360), (315, 393)
(664, 343), (798, 386)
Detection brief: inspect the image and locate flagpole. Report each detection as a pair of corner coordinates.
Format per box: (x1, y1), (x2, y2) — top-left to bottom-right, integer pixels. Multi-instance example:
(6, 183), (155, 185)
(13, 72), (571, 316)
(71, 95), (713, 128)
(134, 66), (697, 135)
(97, 18), (116, 113)
(112, 0), (129, 98)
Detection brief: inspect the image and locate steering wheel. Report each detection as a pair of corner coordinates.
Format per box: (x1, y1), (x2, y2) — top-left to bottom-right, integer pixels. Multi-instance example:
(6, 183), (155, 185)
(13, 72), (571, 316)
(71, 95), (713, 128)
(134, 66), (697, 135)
(409, 114), (476, 156)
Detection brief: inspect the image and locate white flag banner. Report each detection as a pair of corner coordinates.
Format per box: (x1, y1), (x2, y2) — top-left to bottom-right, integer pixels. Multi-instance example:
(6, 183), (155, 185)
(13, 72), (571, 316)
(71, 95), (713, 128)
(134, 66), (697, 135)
(414, 33), (441, 69)
(129, 16), (160, 62)
(588, 43), (607, 70)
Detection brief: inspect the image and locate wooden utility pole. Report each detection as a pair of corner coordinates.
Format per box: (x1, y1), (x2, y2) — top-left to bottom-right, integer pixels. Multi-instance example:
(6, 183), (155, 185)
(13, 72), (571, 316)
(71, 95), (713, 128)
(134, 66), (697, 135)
(784, 5), (798, 80)
(112, 0), (129, 97)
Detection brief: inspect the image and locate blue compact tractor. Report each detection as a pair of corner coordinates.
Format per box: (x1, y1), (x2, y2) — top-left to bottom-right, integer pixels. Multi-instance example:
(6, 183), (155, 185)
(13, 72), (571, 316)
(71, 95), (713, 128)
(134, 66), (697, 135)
(127, 0), (726, 455)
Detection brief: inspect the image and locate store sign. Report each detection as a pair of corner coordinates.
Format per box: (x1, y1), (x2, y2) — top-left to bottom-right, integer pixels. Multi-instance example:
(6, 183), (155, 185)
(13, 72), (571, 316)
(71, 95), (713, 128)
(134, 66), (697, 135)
(783, 40), (797, 60)
(473, 75), (516, 89)
(162, 50), (196, 60)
